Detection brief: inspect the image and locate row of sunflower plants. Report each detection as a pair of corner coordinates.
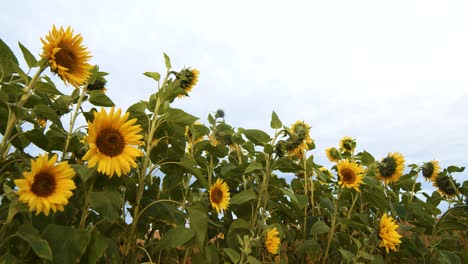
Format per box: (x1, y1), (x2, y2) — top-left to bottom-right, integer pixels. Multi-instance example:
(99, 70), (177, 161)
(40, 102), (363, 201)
(0, 26), (467, 264)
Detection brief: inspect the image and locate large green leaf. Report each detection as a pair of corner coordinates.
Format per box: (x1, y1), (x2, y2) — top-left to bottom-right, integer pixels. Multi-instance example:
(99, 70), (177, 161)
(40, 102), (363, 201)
(89, 90), (115, 107)
(42, 224), (91, 264)
(16, 224), (52, 261)
(0, 39), (18, 81)
(89, 191), (122, 222)
(242, 129), (271, 145)
(18, 42), (37, 68)
(166, 108), (198, 125)
(80, 230), (109, 264)
(230, 189), (257, 205)
(224, 248), (240, 264)
(34, 104), (62, 128)
(188, 203), (208, 247)
(310, 220), (330, 235)
(158, 226), (195, 249)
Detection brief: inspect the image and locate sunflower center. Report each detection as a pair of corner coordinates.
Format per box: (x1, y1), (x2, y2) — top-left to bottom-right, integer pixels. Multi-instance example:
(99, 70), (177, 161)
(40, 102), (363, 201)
(422, 163), (434, 178)
(343, 141), (353, 151)
(340, 168), (356, 183)
(211, 187), (224, 204)
(96, 128), (125, 157)
(379, 157), (397, 177)
(31, 172), (56, 197)
(55, 44), (77, 71)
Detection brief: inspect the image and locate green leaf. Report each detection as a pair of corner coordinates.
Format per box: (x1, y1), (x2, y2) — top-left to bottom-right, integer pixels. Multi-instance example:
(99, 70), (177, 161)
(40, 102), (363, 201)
(244, 162), (263, 174)
(158, 227), (195, 249)
(25, 129), (49, 150)
(188, 203), (208, 247)
(163, 52), (172, 69)
(224, 248), (240, 264)
(34, 104), (62, 128)
(230, 189), (256, 205)
(17, 224), (52, 261)
(0, 39), (19, 81)
(143, 72), (161, 81)
(35, 81), (63, 95)
(74, 165), (96, 182)
(166, 108), (198, 125)
(177, 155), (208, 188)
(360, 151), (375, 166)
(436, 249), (462, 264)
(310, 220), (330, 235)
(42, 224), (91, 264)
(0, 253), (20, 264)
(281, 188), (308, 209)
(81, 230), (109, 264)
(447, 166), (465, 173)
(339, 248), (355, 262)
(18, 42), (37, 68)
(89, 90), (115, 107)
(270, 111), (282, 129)
(89, 191), (122, 221)
(247, 256), (261, 264)
(243, 129), (271, 145)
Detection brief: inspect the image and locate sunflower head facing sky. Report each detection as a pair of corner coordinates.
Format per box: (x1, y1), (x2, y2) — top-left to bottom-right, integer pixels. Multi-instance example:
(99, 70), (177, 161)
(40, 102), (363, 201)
(376, 152), (405, 184)
(287, 121), (312, 158)
(176, 68), (200, 98)
(339, 136), (356, 153)
(209, 178), (230, 213)
(421, 160), (441, 182)
(336, 159), (365, 191)
(379, 214), (402, 253)
(265, 227), (280, 254)
(325, 147), (341, 162)
(14, 154), (76, 216)
(41, 25), (92, 87)
(82, 107), (143, 177)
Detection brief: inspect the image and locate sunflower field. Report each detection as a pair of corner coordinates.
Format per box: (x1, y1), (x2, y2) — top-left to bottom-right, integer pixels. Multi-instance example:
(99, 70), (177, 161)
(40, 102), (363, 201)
(0, 26), (467, 264)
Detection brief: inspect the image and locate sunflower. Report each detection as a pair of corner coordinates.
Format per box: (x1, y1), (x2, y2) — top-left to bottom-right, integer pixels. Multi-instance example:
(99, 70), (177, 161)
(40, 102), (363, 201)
(325, 147), (341, 162)
(336, 159), (364, 191)
(376, 152), (405, 184)
(379, 214), (402, 253)
(421, 160), (440, 182)
(14, 154), (76, 216)
(82, 107), (143, 177)
(209, 178), (230, 213)
(433, 174), (459, 198)
(265, 227), (280, 254)
(41, 25), (92, 87)
(339, 136), (356, 153)
(176, 68), (200, 98)
(86, 76), (107, 93)
(287, 121), (312, 158)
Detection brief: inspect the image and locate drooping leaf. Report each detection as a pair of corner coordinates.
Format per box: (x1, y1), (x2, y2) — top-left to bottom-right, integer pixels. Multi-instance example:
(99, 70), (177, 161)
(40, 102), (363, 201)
(158, 226), (195, 249)
(230, 189), (257, 205)
(224, 248), (240, 264)
(17, 224), (52, 261)
(188, 203), (208, 247)
(80, 230), (109, 264)
(89, 191), (122, 222)
(89, 90), (115, 107)
(42, 224), (91, 264)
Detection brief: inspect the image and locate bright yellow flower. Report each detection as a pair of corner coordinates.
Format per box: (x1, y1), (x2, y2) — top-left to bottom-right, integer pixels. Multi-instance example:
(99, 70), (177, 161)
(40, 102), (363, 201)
(288, 121), (312, 158)
(376, 152), (405, 184)
(379, 214), (402, 253)
(82, 107), (143, 177)
(265, 227), (280, 254)
(421, 160), (441, 182)
(177, 68), (200, 98)
(209, 178), (230, 213)
(336, 159), (364, 191)
(325, 147), (340, 162)
(339, 136), (356, 152)
(14, 154), (76, 216)
(41, 25), (92, 87)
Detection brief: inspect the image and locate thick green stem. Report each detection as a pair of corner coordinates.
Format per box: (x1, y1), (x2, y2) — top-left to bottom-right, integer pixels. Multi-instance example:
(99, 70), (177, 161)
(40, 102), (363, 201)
(62, 87), (87, 160)
(409, 171), (420, 203)
(303, 154), (309, 239)
(347, 191), (359, 220)
(323, 187), (341, 264)
(0, 65), (46, 158)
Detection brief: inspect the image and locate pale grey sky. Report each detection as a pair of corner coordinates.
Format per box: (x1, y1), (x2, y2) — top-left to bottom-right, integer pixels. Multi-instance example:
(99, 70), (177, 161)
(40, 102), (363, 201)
(2, 1), (467, 188)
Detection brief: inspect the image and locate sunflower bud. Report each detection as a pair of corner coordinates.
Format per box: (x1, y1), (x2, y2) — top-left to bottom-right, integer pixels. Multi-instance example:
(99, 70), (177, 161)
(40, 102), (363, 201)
(86, 76), (107, 92)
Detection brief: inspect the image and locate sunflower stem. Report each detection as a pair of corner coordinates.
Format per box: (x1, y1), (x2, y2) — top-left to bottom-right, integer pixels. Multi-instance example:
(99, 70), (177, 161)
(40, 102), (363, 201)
(0, 65), (46, 158)
(323, 186), (341, 264)
(62, 87), (87, 160)
(303, 153), (309, 239)
(347, 191), (359, 220)
(409, 170), (420, 203)
(78, 176), (95, 228)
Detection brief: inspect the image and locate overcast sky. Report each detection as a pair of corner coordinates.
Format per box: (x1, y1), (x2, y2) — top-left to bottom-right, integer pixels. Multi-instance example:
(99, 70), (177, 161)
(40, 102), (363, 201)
(2, 1), (467, 188)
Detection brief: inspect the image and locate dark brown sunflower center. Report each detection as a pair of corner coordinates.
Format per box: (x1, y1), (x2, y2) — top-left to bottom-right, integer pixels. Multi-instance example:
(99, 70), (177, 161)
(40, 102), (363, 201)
(379, 157), (397, 177)
(211, 187), (224, 204)
(422, 163), (434, 178)
(96, 128), (125, 157)
(31, 172), (56, 197)
(340, 168), (355, 183)
(56, 44), (76, 71)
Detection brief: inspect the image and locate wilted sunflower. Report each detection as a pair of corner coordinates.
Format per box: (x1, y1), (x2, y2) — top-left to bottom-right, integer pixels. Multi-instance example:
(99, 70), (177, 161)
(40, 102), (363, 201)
(421, 160), (441, 182)
(209, 178), (230, 213)
(376, 152), (405, 184)
(176, 68), (200, 98)
(287, 121), (312, 158)
(41, 25), (92, 87)
(433, 174), (459, 198)
(265, 227), (280, 254)
(339, 136), (356, 153)
(14, 154), (76, 216)
(336, 159), (364, 191)
(325, 147), (341, 162)
(379, 214), (402, 253)
(82, 107), (143, 177)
